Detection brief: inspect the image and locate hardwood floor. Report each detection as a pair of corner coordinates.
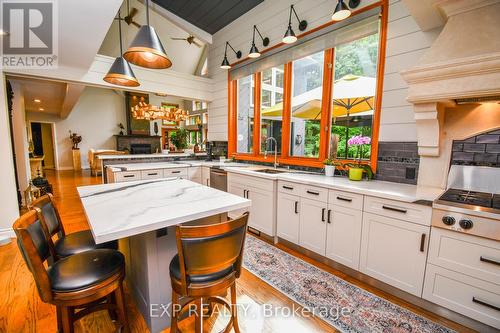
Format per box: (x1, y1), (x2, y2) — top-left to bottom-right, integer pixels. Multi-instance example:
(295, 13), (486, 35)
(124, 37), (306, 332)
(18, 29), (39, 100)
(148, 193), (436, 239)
(0, 170), (473, 333)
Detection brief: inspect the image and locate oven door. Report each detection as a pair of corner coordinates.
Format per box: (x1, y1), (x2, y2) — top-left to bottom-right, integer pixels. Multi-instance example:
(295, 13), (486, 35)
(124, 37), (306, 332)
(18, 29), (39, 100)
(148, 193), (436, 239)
(210, 168), (227, 191)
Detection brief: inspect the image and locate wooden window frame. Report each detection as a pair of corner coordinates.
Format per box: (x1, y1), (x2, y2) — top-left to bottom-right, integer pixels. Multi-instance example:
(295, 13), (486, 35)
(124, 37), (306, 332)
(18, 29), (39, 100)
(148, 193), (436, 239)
(228, 0), (388, 170)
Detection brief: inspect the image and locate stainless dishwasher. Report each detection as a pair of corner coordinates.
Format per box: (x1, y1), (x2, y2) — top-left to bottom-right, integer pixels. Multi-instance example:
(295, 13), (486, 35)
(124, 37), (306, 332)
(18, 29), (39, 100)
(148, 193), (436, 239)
(210, 167), (227, 191)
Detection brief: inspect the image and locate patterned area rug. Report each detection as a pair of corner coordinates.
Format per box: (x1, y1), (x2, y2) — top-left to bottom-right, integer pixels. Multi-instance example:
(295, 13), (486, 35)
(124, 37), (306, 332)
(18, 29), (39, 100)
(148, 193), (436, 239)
(243, 235), (455, 333)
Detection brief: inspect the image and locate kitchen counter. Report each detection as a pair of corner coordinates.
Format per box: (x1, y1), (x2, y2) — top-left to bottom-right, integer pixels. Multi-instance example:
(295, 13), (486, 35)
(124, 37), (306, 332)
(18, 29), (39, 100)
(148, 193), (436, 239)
(77, 177), (250, 243)
(223, 167), (443, 204)
(96, 152), (206, 160)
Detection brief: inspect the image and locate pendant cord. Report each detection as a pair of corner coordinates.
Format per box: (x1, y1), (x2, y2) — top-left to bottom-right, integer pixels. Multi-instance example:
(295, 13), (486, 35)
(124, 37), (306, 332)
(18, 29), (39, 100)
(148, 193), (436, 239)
(118, 9), (123, 54)
(146, 0), (150, 26)
(288, 5), (293, 25)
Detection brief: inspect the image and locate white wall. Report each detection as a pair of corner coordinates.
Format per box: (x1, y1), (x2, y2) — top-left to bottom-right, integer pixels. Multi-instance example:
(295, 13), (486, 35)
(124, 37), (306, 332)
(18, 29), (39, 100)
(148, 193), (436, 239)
(27, 87), (126, 170)
(206, 0), (442, 142)
(0, 74), (21, 239)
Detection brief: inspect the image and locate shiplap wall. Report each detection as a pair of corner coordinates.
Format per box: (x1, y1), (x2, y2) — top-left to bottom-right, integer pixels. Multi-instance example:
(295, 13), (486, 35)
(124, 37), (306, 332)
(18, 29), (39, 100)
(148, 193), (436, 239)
(207, 0), (442, 142)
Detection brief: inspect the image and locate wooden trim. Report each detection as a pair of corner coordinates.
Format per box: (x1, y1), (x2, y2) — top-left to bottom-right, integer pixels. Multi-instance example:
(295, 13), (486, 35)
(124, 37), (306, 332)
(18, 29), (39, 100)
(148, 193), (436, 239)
(281, 62), (292, 158)
(319, 49), (335, 162)
(253, 72), (261, 155)
(227, 74), (237, 156)
(370, 0), (389, 172)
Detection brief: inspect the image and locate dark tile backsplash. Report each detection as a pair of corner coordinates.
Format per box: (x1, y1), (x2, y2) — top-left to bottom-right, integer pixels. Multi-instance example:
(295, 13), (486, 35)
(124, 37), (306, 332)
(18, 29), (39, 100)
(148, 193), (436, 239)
(375, 142), (420, 185)
(451, 128), (500, 167)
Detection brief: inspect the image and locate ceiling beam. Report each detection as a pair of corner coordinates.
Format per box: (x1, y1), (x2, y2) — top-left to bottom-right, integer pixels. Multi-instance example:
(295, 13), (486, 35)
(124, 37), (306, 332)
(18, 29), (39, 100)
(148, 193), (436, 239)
(60, 83), (86, 119)
(137, 0), (213, 44)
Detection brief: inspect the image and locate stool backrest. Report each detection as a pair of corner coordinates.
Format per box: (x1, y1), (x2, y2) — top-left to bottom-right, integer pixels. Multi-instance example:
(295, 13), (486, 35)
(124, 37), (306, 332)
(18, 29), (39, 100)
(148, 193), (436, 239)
(13, 209), (54, 302)
(175, 212), (249, 291)
(31, 193), (65, 238)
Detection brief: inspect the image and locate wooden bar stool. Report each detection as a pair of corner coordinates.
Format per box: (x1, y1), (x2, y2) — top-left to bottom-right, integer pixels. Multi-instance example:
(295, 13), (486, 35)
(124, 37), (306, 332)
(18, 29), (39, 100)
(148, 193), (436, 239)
(169, 212), (249, 333)
(31, 193), (118, 259)
(13, 209), (129, 333)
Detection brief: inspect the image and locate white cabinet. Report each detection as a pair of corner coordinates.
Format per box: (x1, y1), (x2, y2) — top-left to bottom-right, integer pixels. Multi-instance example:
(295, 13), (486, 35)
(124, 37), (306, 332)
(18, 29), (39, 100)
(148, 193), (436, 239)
(188, 166), (202, 184)
(163, 167), (188, 179)
(227, 173), (276, 236)
(277, 192), (300, 243)
(227, 181), (248, 219)
(140, 169), (163, 180)
(360, 212), (429, 296)
(114, 171), (141, 183)
(299, 198), (327, 255)
(201, 166), (211, 186)
(325, 204), (362, 270)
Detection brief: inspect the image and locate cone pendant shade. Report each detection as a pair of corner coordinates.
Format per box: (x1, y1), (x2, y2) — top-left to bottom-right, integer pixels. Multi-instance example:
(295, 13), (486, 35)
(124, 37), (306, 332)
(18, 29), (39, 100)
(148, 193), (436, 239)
(104, 56), (140, 87)
(124, 25), (172, 69)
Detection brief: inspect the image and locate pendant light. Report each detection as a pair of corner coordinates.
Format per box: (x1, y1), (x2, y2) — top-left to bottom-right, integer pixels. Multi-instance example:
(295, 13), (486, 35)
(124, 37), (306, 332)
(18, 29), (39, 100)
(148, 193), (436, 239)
(282, 5), (308, 44)
(248, 25), (269, 58)
(123, 0), (172, 69)
(220, 41), (242, 69)
(103, 10), (140, 87)
(332, 0), (351, 21)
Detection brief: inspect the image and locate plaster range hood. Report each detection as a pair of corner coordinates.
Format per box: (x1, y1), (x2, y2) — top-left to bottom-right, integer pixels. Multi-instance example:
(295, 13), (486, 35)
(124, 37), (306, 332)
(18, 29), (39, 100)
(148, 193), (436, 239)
(401, 0), (500, 157)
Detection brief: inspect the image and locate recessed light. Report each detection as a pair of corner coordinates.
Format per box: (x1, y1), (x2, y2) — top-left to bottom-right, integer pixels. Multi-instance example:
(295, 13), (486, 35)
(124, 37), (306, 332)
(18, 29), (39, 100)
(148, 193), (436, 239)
(39, 107), (44, 111)
(34, 99), (41, 103)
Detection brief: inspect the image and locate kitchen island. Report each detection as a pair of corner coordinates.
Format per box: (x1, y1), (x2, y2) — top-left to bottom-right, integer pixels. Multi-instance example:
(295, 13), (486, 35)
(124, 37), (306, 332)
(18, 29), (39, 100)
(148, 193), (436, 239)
(77, 178), (251, 333)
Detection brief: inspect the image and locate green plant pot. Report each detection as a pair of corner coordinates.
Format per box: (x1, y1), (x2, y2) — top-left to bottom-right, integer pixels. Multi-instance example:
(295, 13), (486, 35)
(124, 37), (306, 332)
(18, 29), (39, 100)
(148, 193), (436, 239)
(348, 167), (364, 181)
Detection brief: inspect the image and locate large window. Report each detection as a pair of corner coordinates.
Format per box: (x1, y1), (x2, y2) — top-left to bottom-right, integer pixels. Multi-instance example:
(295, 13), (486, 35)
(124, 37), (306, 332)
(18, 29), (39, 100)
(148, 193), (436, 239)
(260, 65), (284, 154)
(237, 74), (254, 153)
(290, 51), (324, 158)
(228, 10), (385, 168)
(331, 33), (379, 160)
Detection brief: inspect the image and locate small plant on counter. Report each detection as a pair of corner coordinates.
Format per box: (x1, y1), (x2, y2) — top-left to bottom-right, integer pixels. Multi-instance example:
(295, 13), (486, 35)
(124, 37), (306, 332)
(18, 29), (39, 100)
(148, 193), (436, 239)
(323, 134), (341, 177)
(345, 135), (373, 181)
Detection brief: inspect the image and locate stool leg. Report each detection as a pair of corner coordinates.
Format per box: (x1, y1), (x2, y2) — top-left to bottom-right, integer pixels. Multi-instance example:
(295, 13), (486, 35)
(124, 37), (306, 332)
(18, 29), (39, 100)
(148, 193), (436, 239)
(56, 305), (63, 333)
(60, 306), (74, 333)
(107, 293), (117, 321)
(231, 284), (240, 333)
(114, 284), (130, 333)
(170, 290), (179, 333)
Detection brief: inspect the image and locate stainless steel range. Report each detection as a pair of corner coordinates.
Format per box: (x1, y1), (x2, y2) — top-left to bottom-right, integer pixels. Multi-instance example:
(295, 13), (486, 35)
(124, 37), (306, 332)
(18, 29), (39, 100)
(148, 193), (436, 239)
(432, 165), (500, 241)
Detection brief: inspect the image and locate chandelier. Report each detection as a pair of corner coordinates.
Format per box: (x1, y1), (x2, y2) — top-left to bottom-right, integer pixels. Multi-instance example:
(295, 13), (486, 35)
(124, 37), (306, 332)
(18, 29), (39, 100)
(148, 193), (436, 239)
(132, 97), (189, 122)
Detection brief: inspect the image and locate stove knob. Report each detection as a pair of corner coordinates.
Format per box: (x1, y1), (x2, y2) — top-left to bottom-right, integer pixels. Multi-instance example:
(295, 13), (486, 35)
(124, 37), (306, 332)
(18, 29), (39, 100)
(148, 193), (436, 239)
(442, 216), (455, 226)
(459, 219), (473, 229)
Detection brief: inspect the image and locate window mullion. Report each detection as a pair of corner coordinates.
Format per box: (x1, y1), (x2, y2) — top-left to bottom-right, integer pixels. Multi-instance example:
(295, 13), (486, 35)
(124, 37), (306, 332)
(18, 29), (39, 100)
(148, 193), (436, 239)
(253, 72), (261, 156)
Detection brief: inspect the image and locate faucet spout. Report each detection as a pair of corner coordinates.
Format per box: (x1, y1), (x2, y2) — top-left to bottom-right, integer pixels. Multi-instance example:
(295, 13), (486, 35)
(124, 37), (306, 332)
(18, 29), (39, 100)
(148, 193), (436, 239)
(265, 137), (278, 169)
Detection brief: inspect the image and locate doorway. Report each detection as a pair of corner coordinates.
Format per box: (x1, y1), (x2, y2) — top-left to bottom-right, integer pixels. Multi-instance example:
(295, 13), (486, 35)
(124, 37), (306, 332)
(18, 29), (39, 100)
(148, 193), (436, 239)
(30, 122), (56, 169)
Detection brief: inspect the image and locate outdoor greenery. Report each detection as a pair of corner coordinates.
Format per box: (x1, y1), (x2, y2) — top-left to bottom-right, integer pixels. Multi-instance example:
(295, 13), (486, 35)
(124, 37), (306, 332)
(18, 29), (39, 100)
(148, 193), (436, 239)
(170, 128), (188, 150)
(334, 33), (379, 80)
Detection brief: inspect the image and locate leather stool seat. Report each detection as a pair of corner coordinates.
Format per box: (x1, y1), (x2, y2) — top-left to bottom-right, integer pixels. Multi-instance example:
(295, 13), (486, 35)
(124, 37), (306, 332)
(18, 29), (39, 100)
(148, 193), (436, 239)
(169, 254), (234, 284)
(54, 230), (118, 258)
(48, 249), (124, 292)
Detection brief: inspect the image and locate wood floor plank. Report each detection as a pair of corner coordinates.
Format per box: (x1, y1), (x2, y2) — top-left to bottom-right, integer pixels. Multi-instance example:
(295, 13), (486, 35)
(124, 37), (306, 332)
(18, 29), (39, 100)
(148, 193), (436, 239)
(0, 170), (473, 333)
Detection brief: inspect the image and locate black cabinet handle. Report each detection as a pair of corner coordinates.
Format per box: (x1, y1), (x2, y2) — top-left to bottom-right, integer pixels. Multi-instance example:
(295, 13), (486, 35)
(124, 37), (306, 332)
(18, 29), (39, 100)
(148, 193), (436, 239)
(206, 179), (209, 186)
(382, 205), (407, 214)
(124, 175), (135, 178)
(246, 190), (250, 198)
(321, 208), (326, 222)
(294, 201), (299, 214)
(243, 190), (247, 198)
(336, 196), (352, 202)
(420, 234), (426, 252)
(147, 173), (158, 176)
(472, 297), (500, 312)
(171, 171), (181, 174)
(327, 209), (331, 224)
(307, 190), (320, 196)
(283, 185), (294, 190)
(480, 256), (500, 266)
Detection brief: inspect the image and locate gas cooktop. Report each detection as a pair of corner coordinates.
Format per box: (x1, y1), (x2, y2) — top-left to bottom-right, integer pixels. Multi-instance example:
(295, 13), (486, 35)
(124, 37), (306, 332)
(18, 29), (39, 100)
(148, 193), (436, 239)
(435, 188), (500, 214)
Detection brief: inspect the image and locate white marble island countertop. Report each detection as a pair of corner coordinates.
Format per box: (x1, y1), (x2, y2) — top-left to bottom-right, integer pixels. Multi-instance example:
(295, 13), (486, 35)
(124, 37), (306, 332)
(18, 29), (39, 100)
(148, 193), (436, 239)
(77, 178), (251, 244)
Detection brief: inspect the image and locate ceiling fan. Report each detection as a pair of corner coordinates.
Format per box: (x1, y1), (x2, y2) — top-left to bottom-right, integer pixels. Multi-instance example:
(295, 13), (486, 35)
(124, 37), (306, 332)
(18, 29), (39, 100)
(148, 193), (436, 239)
(171, 35), (203, 48)
(123, 7), (141, 28)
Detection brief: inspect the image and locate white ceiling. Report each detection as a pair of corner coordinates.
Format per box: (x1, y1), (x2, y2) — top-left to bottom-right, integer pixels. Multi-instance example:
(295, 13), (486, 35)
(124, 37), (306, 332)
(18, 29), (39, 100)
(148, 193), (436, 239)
(99, 0), (206, 75)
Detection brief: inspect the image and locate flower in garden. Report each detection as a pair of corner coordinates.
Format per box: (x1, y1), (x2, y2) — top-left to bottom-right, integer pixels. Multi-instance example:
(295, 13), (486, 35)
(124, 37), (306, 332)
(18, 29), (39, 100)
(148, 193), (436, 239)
(347, 135), (371, 146)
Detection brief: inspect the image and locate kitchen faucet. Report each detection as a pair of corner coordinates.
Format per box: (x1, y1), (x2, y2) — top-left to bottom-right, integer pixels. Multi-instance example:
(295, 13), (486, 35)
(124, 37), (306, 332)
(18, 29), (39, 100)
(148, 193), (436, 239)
(264, 137), (278, 169)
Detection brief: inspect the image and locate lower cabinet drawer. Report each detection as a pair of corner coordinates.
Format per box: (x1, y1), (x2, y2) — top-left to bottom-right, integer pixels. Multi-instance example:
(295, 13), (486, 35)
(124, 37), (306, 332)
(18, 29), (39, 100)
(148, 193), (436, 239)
(423, 264), (500, 329)
(163, 168), (188, 178)
(141, 169), (163, 180)
(114, 171), (141, 182)
(364, 196), (432, 226)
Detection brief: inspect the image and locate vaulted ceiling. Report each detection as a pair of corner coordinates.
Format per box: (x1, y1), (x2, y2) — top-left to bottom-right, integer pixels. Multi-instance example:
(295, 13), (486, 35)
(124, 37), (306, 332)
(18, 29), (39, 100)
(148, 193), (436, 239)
(152, 0), (264, 34)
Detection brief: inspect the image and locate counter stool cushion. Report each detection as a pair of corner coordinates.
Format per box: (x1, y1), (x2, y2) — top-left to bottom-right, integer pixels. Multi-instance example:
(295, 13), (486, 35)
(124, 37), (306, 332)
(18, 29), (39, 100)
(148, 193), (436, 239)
(54, 230), (118, 258)
(169, 254), (233, 284)
(48, 249), (124, 292)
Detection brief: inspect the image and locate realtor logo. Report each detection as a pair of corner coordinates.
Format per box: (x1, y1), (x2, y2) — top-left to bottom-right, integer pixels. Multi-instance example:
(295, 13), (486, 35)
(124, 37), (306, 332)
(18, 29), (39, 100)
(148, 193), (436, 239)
(1, 0), (58, 69)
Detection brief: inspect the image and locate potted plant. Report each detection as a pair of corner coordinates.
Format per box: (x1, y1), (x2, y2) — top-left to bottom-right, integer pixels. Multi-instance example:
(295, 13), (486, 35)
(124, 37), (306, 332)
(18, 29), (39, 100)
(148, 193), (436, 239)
(346, 135), (374, 181)
(170, 128), (188, 152)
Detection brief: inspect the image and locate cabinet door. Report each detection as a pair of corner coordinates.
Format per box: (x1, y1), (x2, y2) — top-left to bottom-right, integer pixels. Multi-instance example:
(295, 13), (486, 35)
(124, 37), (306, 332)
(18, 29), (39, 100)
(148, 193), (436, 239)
(188, 166), (202, 184)
(325, 205), (362, 270)
(227, 182), (247, 219)
(277, 193), (300, 243)
(201, 166), (211, 186)
(299, 198), (327, 255)
(246, 186), (275, 236)
(360, 212), (429, 296)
